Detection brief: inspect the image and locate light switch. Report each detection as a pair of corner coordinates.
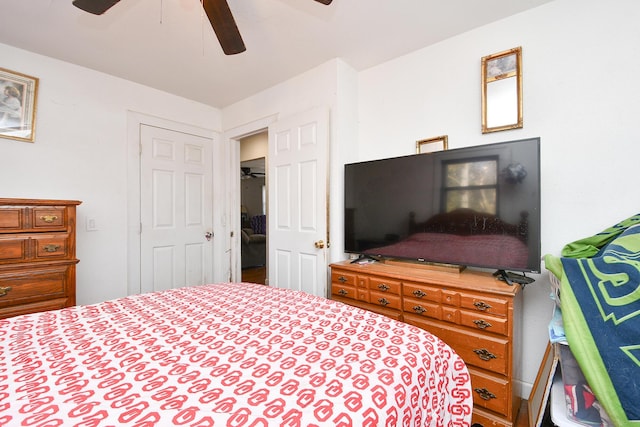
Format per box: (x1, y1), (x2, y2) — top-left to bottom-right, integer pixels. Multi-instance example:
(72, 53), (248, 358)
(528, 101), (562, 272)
(86, 217), (98, 231)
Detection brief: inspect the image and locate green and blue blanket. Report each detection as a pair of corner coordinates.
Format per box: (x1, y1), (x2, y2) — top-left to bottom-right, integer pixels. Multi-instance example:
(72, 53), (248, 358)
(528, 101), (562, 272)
(545, 214), (640, 427)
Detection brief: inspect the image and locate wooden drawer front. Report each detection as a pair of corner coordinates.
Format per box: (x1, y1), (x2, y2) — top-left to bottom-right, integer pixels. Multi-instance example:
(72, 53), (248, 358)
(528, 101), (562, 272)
(34, 235), (69, 259)
(333, 296), (402, 320)
(0, 208), (24, 232)
(331, 282), (357, 300)
(404, 315), (509, 375)
(0, 268), (68, 306)
(332, 270), (356, 286)
(31, 207), (67, 229)
(469, 368), (510, 417)
(368, 277), (400, 295)
(460, 310), (508, 336)
(356, 276), (369, 288)
(404, 298), (442, 320)
(369, 290), (401, 310)
(460, 293), (508, 317)
(471, 406), (512, 427)
(0, 237), (28, 263)
(442, 289), (460, 306)
(0, 298), (69, 319)
(404, 282), (442, 303)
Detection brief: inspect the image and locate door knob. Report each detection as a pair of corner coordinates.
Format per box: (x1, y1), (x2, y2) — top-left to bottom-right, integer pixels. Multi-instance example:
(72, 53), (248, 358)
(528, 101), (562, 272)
(314, 240), (325, 249)
(205, 231), (213, 241)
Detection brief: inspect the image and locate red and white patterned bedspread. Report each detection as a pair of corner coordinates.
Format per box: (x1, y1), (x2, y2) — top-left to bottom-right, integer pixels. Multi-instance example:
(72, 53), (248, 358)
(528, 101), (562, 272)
(0, 283), (472, 426)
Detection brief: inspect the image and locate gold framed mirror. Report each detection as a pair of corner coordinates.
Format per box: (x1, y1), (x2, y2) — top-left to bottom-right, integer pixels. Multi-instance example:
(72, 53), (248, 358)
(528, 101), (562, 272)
(416, 135), (448, 154)
(481, 47), (522, 133)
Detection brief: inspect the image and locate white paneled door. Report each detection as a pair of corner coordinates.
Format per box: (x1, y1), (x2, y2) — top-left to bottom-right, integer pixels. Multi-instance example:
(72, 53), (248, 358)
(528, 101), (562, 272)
(268, 108), (329, 297)
(140, 125), (213, 294)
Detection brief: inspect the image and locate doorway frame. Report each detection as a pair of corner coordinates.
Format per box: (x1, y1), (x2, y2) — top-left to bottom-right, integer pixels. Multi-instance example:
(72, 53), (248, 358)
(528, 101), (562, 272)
(126, 111), (220, 295)
(224, 114), (278, 282)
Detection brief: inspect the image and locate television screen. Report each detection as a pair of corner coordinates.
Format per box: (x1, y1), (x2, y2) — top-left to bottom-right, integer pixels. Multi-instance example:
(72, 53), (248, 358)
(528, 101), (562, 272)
(344, 137), (541, 273)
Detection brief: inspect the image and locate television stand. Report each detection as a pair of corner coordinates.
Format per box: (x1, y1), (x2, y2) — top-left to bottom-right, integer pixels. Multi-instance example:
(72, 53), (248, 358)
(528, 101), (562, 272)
(493, 269), (535, 286)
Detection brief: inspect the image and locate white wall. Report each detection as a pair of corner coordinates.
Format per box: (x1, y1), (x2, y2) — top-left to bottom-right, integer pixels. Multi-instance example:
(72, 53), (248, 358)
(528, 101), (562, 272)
(357, 0), (640, 397)
(0, 43), (221, 305)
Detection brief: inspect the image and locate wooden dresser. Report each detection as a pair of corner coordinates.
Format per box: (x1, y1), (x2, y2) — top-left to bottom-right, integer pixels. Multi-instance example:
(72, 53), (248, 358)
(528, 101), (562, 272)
(330, 260), (523, 427)
(0, 198), (81, 318)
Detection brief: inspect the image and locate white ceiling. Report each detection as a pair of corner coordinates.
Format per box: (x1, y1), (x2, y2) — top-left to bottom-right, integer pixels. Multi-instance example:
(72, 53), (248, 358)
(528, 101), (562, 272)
(0, 0), (553, 109)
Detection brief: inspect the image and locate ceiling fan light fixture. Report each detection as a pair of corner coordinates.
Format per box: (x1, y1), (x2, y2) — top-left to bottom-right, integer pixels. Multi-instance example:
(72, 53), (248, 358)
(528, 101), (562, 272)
(72, 0), (121, 15)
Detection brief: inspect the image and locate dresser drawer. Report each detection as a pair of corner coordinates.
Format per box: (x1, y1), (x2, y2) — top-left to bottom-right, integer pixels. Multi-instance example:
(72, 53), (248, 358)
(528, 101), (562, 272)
(403, 298), (442, 320)
(0, 236), (28, 263)
(0, 266), (70, 307)
(369, 290), (401, 310)
(0, 234), (71, 264)
(331, 270), (357, 286)
(460, 293), (508, 317)
(404, 314), (509, 376)
(368, 276), (400, 295)
(331, 282), (357, 300)
(0, 205), (69, 233)
(469, 368), (510, 417)
(33, 234), (70, 259)
(31, 207), (67, 229)
(460, 310), (508, 336)
(0, 298), (69, 319)
(0, 208), (23, 232)
(403, 281), (442, 303)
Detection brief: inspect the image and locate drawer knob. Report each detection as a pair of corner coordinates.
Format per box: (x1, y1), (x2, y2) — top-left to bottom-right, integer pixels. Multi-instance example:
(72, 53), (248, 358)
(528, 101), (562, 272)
(474, 388), (497, 401)
(412, 290), (426, 298)
(473, 348), (497, 361)
(0, 286), (12, 297)
(474, 301), (492, 311)
(338, 276), (347, 283)
(40, 215), (58, 223)
(377, 283), (390, 291)
(473, 319), (492, 329)
(377, 297), (390, 306)
(43, 244), (61, 253)
(338, 288), (348, 296)
(412, 305), (426, 314)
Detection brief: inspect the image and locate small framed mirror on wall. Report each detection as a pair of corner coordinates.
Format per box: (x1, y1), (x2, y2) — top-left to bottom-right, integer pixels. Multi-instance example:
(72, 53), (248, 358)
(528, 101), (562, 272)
(481, 46), (522, 133)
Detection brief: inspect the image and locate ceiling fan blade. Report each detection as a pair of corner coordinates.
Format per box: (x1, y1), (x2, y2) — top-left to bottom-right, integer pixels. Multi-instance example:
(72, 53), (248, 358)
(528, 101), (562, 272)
(313, 0), (333, 4)
(202, 0), (246, 55)
(72, 0), (121, 15)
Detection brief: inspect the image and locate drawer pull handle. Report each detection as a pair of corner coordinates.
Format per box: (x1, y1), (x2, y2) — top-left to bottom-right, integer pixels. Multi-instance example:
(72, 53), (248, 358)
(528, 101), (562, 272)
(474, 388), (496, 401)
(473, 348), (497, 361)
(413, 305), (426, 314)
(377, 283), (390, 291)
(338, 276), (347, 283)
(412, 290), (426, 298)
(338, 288), (348, 296)
(0, 286), (12, 297)
(43, 244), (61, 252)
(473, 319), (492, 329)
(377, 297), (390, 306)
(40, 215), (58, 223)
(474, 301), (492, 311)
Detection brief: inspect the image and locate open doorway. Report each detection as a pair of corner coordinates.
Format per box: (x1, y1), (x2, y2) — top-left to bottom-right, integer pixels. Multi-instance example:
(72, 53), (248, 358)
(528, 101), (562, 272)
(240, 132), (267, 284)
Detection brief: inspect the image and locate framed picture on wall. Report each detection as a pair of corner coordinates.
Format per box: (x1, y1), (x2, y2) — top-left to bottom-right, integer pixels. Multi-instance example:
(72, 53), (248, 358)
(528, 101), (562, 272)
(416, 135), (448, 154)
(0, 67), (39, 143)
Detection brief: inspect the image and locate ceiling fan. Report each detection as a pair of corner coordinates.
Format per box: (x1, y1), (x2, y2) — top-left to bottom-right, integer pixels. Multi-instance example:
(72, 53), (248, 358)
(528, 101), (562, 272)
(72, 0), (334, 55)
(241, 167), (265, 179)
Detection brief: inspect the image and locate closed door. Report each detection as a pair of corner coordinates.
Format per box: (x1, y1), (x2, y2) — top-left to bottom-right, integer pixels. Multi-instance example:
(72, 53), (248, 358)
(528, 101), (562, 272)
(140, 124), (213, 293)
(268, 108), (329, 297)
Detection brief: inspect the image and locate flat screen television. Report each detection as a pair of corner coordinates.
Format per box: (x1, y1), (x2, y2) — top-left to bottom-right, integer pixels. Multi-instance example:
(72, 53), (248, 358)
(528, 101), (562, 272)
(344, 137), (541, 279)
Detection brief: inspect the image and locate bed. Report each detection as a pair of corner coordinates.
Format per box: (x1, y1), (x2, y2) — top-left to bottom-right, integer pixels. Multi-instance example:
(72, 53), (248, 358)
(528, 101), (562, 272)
(0, 282), (473, 426)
